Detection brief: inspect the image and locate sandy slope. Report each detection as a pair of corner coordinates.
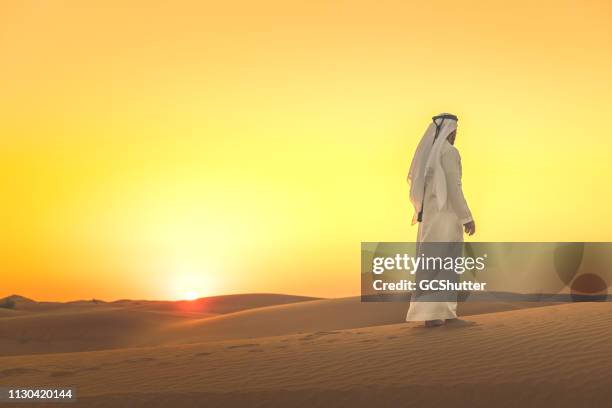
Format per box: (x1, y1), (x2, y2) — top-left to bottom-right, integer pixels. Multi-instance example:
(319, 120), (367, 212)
(165, 298), (557, 344)
(0, 307), (218, 356)
(0, 308), (25, 317)
(1, 302), (612, 407)
(0, 295), (552, 356)
(0, 294), (319, 356)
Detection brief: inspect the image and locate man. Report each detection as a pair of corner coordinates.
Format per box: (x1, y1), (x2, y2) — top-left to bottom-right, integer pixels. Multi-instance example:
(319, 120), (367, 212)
(405, 113), (475, 327)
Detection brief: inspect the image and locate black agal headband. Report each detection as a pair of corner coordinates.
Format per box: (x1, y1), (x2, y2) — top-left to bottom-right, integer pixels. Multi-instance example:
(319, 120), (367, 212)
(432, 113), (458, 123)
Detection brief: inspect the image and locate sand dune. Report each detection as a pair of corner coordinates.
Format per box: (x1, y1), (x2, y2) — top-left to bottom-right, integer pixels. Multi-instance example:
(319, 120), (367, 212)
(0, 308), (25, 317)
(2, 302), (612, 407)
(0, 293), (319, 314)
(0, 307), (219, 356)
(166, 297), (557, 344)
(0, 293), (319, 356)
(0, 294), (555, 356)
(110, 293), (320, 314)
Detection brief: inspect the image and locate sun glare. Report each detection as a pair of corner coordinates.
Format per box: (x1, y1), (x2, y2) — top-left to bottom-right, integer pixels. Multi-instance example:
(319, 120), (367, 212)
(169, 268), (218, 301)
(183, 291), (199, 301)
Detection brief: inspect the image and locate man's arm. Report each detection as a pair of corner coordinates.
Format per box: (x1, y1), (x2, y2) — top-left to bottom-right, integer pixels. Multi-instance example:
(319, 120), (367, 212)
(441, 147), (475, 235)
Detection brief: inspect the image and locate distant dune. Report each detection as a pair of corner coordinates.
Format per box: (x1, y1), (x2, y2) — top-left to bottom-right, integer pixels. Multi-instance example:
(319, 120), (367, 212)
(111, 293), (320, 314)
(0, 293), (319, 314)
(0, 293), (318, 356)
(2, 302), (612, 407)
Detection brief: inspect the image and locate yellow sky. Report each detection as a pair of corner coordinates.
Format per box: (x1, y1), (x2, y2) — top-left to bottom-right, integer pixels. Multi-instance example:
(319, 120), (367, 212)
(1, 1), (611, 301)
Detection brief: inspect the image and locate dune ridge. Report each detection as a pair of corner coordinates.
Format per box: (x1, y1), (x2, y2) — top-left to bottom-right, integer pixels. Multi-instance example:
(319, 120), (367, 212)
(0, 293), (556, 356)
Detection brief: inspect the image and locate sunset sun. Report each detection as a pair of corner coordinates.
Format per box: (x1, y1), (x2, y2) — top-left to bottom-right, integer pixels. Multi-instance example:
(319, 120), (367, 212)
(183, 291), (199, 301)
(169, 271), (218, 301)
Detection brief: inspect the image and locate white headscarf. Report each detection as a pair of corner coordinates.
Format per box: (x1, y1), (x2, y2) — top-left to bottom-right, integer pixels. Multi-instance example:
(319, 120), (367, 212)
(407, 114), (458, 225)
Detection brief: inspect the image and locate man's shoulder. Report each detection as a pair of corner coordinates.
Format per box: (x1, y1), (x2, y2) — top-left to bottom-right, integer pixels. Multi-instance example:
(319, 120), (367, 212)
(441, 142), (461, 157)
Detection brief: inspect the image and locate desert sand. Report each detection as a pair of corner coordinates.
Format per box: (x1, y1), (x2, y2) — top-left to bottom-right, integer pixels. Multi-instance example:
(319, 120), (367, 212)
(0, 294), (319, 356)
(1, 295), (612, 407)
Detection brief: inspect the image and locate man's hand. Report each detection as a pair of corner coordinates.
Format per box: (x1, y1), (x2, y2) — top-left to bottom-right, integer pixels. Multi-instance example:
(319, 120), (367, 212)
(464, 220), (476, 236)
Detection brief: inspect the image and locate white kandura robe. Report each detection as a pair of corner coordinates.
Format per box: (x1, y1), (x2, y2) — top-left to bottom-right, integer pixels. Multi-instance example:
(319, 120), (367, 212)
(406, 141), (473, 321)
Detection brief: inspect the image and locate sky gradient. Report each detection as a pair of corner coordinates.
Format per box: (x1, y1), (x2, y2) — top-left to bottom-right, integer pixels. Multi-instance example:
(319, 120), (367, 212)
(2, 0), (612, 301)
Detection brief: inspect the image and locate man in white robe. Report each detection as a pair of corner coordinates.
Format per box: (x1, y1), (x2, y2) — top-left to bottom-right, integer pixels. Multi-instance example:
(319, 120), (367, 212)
(405, 113), (475, 327)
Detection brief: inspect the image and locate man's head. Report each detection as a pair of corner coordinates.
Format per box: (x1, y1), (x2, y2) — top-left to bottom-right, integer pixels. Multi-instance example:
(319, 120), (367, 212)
(431, 113), (458, 145)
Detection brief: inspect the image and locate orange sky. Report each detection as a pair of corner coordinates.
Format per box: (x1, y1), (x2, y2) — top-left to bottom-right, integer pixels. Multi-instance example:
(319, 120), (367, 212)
(1, 1), (612, 301)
